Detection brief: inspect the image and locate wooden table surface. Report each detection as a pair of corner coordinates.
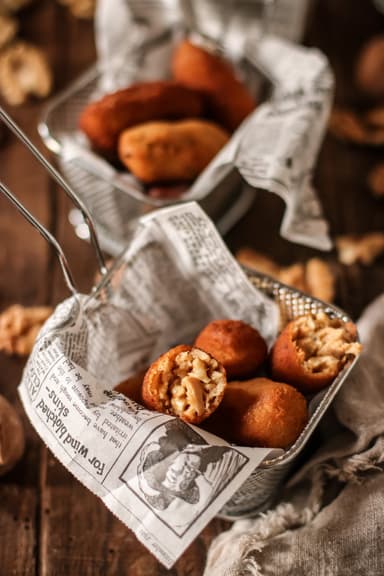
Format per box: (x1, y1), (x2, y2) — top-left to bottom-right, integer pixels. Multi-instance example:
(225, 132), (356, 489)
(0, 1), (383, 574)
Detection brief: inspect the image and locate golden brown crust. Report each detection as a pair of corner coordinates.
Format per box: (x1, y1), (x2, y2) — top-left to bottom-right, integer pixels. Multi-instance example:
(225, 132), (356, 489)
(118, 119), (229, 183)
(270, 312), (361, 393)
(79, 80), (207, 154)
(204, 377), (308, 449)
(172, 40), (256, 131)
(115, 369), (147, 404)
(142, 345), (227, 424)
(194, 319), (267, 380)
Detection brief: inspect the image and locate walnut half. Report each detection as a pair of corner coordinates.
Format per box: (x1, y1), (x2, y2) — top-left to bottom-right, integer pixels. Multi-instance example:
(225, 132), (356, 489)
(236, 248), (335, 303)
(0, 15), (18, 50)
(0, 304), (53, 356)
(336, 233), (384, 266)
(0, 41), (52, 106)
(142, 345), (227, 424)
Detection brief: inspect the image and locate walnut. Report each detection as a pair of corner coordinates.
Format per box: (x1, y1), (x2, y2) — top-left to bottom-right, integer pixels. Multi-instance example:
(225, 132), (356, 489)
(0, 41), (52, 106)
(278, 263), (307, 293)
(0, 304), (52, 356)
(368, 163), (384, 198)
(355, 35), (384, 99)
(328, 108), (384, 146)
(305, 258), (335, 303)
(0, 395), (25, 476)
(57, 0), (95, 19)
(336, 233), (384, 265)
(236, 248), (335, 303)
(0, 0), (34, 13)
(365, 106), (384, 128)
(235, 248), (279, 277)
(0, 14), (17, 49)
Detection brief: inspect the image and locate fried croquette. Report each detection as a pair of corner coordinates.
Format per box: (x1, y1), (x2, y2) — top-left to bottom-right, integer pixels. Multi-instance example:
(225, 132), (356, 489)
(172, 40), (256, 131)
(194, 319), (267, 380)
(79, 80), (207, 154)
(142, 344), (227, 424)
(270, 312), (361, 394)
(118, 119), (229, 182)
(204, 377), (308, 448)
(115, 369), (147, 404)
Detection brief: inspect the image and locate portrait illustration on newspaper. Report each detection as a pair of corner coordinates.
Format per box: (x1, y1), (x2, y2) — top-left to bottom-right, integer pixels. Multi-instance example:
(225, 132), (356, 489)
(120, 419), (248, 535)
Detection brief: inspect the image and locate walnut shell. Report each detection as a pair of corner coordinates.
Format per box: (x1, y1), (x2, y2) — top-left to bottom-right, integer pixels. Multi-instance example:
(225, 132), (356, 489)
(142, 345), (227, 424)
(0, 395), (25, 476)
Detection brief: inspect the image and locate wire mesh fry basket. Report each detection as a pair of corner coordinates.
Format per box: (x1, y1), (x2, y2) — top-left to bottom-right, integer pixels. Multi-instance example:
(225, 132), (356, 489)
(0, 107), (361, 528)
(37, 1), (278, 255)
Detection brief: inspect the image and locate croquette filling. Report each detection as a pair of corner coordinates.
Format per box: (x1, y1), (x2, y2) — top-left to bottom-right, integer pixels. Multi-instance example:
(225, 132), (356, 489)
(293, 312), (361, 374)
(159, 348), (225, 419)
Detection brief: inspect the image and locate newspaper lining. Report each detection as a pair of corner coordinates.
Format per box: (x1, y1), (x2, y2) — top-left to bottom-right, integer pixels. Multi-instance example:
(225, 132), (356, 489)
(19, 202), (279, 568)
(49, 0), (332, 254)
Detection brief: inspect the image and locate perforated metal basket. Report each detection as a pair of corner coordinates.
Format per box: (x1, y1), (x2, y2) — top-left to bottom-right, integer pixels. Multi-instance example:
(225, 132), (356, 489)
(0, 105), (360, 522)
(38, 55), (259, 256)
(218, 271), (359, 519)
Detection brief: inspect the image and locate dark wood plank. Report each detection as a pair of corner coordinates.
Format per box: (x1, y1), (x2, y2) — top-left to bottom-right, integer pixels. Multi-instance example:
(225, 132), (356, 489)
(227, 0), (384, 320)
(0, 485), (37, 575)
(40, 455), (229, 576)
(0, 3), (83, 575)
(0, 0), (382, 574)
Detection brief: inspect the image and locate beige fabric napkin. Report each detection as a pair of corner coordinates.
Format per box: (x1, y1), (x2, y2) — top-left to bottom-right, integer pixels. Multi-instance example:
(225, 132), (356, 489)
(204, 294), (384, 576)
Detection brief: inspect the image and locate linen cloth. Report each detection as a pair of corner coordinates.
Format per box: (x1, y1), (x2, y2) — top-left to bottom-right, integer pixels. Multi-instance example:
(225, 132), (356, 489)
(204, 294), (384, 576)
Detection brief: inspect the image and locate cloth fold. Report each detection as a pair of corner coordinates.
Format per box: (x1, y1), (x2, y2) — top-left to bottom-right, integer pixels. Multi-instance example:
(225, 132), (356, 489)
(204, 294), (384, 576)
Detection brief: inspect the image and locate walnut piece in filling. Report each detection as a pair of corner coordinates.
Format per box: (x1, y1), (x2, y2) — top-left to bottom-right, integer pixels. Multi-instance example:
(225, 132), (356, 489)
(142, 345), (227, 424)
(271, 312), (361, 393)
(293, 313), (361, 374)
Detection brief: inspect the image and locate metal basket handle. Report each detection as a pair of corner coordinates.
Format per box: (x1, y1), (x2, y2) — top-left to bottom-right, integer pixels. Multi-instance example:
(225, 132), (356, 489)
(0, 107), (107, 278)
(0, 181), (78, 296)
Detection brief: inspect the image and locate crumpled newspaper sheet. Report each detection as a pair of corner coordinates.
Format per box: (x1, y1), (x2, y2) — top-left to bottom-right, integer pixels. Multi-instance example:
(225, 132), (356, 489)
(19, 202), (280, 568)
(56, 0), (332, 254)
